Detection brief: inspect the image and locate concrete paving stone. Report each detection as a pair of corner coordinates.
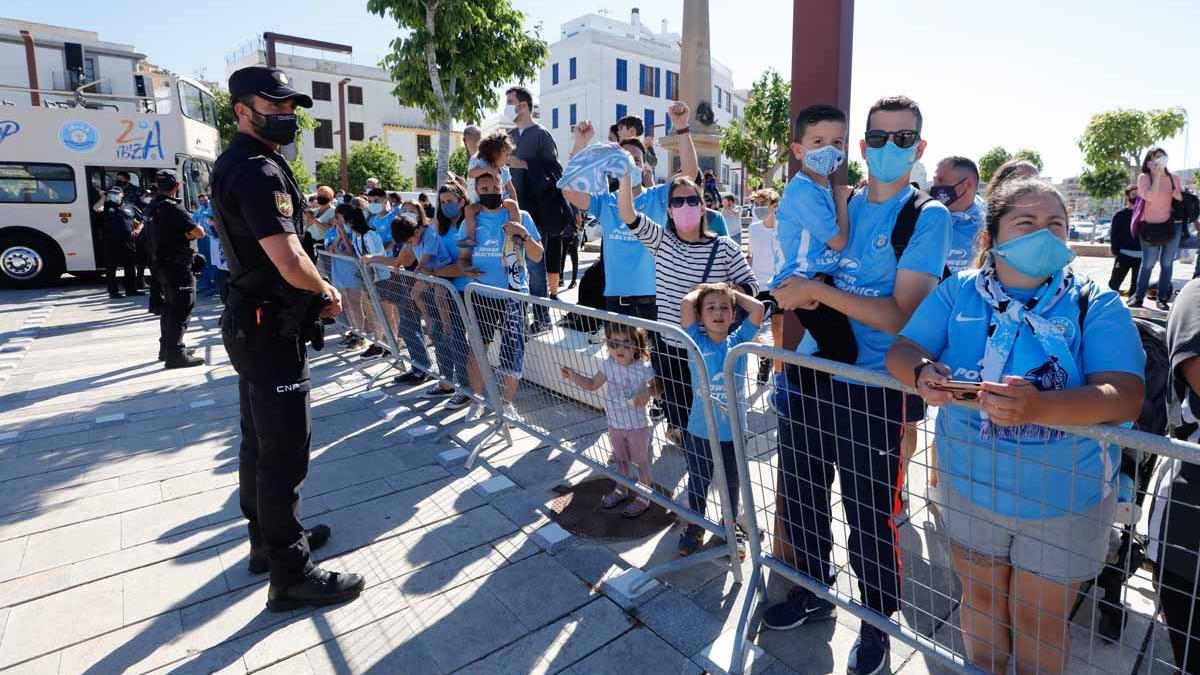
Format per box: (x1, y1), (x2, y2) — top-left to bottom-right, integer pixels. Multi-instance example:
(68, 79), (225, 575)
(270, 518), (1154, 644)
(143, 641), (248, 675)
(0, 538), (26, 583)
(179, 584), (292, 656)
(382, 463), (450, 494)
(393, 542), (509, 604)
(487, 553), (597, 631)
(0, 650), (60, 674)
(426, 503), (519, 557)
(0, 575), (123, 667)
(409, 580), (528, 673)
(637, 587), (727, 658)
(0, 564), (71, 609)
(59, 611), (190, 674)
(122, 547), (230, 624)
(121, 484), (239, 548)
(490, 530), (542, 565)
(571, 626), (699, 675)
(17, 422), (88, 442)
(485, 486), (555, 533)
(0, 476), (121, 520)
(0, 482), (161, 542)
(0, 606), (7, 649)
(116, 453), (234, 492)
(304, 607), (441, 675)
(300, 447), (410, 496)
(455, 597), (634, 675)
(72, 520), (244, 587)
(13, 428), (95, 456)
(316, 478), (397, 513)
(552, 541), (630, 588)
(257, 652), (316, 674)
(18, 513), (123, 575)
(160, 466), (240, 501)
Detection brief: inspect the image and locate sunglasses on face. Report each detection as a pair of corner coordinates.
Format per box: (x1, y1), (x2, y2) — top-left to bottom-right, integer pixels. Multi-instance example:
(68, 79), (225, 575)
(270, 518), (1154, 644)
(669, 195), (702, 208)
(864, 129), (920, 149)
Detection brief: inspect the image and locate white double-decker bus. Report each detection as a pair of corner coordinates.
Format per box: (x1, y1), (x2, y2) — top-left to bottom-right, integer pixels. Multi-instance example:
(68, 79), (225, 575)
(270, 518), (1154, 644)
(0, 76), (219, 287)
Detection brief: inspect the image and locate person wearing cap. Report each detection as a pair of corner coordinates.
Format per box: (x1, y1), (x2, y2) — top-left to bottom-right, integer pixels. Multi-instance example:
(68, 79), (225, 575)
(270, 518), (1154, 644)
(144, 169), (206, 368)
(211, 65), (363, 613)
(102, 186), (144, 298)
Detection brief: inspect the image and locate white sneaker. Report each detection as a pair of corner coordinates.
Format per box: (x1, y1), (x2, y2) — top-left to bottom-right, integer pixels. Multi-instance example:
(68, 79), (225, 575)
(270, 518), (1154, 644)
(464, 404), (485, 423)
(503, 402), (520, 421)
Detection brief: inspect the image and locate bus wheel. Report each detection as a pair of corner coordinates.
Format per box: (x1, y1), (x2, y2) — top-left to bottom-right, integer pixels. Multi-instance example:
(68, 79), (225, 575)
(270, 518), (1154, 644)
(0, 232), (65, 289)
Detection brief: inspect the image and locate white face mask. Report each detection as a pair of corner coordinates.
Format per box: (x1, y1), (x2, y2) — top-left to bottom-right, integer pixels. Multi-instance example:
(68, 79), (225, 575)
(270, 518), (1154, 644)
(503, 104), (518, 121)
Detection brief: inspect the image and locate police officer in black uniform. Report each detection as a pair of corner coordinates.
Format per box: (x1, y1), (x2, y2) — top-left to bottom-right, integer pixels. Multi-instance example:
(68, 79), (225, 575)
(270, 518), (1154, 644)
(102, 186), (145, 298)
(212, 66), (362, 612)
(144, 170), (205, 368)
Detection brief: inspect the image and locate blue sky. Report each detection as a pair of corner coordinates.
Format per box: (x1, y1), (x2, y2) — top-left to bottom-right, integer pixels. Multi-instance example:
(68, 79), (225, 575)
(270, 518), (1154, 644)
(13, 0), (1199, 179)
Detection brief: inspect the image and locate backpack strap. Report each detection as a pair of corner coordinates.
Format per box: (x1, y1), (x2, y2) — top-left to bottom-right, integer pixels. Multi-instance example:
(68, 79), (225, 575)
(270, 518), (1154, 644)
(700, 236), (721, 283)
(1076, 279), (1095, 328)
(890, 191), (948, 277)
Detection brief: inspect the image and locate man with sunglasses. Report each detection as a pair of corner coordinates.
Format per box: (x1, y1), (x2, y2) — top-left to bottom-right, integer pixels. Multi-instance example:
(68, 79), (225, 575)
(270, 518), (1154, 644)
(766, 96), (950, 675)
(563, 102), (697, 319)
(930, 156), (984, 275)
(1108, 185), (1142, 295)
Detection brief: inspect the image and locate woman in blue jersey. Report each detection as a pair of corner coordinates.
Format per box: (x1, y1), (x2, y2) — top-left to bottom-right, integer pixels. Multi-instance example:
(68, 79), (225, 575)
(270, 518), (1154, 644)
(326, 203), (386, 354)
(886, 178), (1145, 675)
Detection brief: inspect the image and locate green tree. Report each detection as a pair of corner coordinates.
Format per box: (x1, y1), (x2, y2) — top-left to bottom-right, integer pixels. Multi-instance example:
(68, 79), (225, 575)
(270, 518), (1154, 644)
(847, 159), (864, 186)
(368, 0), (548, 187)
(1078, 108), (1187, 179)
(1079, 165), (1130, 203)
(449, 146), (469, 179)
(415, 152), (438, 189)
(1011, 149), (1044, 172)
(978, 146), (1011, 185)
(314, 139), (412, 192)
(212, 86), (316, 191)
(719, 69), (790, 188)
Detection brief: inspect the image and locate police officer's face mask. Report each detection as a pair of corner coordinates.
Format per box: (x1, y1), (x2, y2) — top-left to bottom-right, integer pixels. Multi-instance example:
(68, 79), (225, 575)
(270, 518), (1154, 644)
(245, 104), (299, 146)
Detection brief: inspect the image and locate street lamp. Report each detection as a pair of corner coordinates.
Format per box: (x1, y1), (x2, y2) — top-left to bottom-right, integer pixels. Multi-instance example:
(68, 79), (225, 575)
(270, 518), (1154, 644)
(337, 77), (351, 193)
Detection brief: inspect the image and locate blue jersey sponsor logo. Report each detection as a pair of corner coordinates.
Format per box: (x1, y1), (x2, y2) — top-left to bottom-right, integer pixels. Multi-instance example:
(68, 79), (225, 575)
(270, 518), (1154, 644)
(60, 120), (99, 153)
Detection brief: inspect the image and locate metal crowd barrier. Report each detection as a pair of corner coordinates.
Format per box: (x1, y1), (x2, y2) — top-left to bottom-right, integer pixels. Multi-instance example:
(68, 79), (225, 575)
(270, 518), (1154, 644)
(317, 250), (398, 388)
(721, 343), (1200, 675)
(462, 282), (747, 590)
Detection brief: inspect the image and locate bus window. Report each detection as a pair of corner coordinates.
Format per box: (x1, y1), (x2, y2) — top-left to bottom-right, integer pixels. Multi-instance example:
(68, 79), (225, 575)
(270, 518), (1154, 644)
(0, 162), (76, 204)
(180, 81), (217, 127)
(182, 158), (212, 211)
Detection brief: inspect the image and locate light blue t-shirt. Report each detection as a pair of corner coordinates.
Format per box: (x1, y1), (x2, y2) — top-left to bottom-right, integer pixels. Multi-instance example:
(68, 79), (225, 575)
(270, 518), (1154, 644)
(685, 319), (761, 441)
(323, 228), (360, 288)
(437, 222), (470, 291)
(770, 172), (841, 287)
(459, 208), (541, 292)
(901, 270), (1145, 518)
(946, 196), (986, 274)
(414, 225), (455, 269)
(800, 186), (951, 372)
(590, 184), (669, 297)
(369, 211), (395, 250)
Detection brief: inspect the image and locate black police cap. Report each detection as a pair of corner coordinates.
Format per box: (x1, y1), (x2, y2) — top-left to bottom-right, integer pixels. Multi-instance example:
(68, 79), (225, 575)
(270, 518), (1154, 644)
(228, 66), (313, 108)
(155, 169), (179, 191)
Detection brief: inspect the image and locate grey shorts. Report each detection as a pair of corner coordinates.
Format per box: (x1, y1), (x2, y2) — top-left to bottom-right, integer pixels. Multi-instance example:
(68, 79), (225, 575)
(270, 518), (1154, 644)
(934, 480), (1115, 581)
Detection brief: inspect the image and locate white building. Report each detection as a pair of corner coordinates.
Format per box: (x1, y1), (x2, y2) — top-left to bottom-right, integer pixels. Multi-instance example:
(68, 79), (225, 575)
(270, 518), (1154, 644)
(225, 38), (461, 189)
(536, 8), (748, 190)
(0, 18), (145, 108)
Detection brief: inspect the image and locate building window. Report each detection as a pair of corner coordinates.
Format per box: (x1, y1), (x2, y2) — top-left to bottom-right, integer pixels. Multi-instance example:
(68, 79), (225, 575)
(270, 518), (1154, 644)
(666, 71), (678, 101)
(552, 108), (559, 129)
(653, 68), (661, 98)
(348, 85), (363, 105)
(349, 122), (364, 141)
(644, 109), (655, 137)
(616, 103), (627, 123)
(312, 81), (331, 102)
(552, 63), (559, 86)
(615, 58), (627, 91)
(639, 64), (655, 97)
(714, 85), (722, 108)
(569, 57), (577, 80)
(313, 118), (333, 149)
(569, 103), (577, 126)
(417, 134), (431, 155)
(665, 113), (672, 134)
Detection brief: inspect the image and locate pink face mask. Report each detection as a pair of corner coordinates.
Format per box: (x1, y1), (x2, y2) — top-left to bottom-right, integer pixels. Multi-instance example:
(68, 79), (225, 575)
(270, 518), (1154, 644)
(672, 204), (702, 232)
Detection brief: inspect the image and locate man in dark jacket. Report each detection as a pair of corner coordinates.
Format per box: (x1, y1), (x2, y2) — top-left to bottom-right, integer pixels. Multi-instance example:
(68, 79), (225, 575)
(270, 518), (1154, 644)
(102, 187), (144, 298)
(145, 170), (205, 368)
(1109, 185), (1142, 295)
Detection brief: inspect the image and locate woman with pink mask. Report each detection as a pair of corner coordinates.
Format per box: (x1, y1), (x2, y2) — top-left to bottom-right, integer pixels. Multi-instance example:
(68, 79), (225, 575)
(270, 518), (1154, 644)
(615, 172), (758, 446)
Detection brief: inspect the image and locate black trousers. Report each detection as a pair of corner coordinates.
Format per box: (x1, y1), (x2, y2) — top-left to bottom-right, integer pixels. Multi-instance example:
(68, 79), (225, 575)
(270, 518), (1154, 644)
(106, 254), (137, 294)
(776, 367), (918, 616)
(147, 263), (164, 314)
(650, 338), (693, 432)
(1108, 253), (1142, 294)
(223, 314), (313, 586)
(1157, 566), (1200, 674)
(157, 268), (196, 356)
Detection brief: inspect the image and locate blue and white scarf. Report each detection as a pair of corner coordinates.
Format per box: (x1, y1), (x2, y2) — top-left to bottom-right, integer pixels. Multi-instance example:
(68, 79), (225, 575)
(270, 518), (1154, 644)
(975, 256), (1077, 441)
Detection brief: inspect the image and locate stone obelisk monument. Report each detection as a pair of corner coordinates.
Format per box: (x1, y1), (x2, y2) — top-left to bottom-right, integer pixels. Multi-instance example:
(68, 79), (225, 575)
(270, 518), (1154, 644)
(659, 0), (721, 179)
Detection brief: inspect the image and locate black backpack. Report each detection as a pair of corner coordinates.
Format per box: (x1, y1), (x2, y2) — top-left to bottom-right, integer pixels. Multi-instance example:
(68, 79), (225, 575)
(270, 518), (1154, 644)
(886, 190), (953, 278)
(1175, 189), (1200, 227)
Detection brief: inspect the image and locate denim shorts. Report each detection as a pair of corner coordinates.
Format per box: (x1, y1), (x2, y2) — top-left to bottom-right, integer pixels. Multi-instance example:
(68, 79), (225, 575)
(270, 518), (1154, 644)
(471, 293), (525, 377)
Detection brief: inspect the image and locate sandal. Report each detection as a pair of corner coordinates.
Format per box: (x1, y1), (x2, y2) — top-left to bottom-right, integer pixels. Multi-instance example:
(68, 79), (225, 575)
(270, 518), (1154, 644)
(622, 497), (652, 518)
(677, 524), (705, 557)
(600, 489), (629, 509)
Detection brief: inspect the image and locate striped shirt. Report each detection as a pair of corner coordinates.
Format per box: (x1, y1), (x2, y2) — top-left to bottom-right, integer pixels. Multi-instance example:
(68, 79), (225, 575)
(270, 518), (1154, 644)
(627, 214), (758, 344)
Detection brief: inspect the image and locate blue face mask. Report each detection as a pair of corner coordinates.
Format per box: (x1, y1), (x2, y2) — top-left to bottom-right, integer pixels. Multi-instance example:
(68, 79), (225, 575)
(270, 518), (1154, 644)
(864, 140), (918, 184)
(367, 203), (384, 215)
(993, 228), (1076, 279)
(802, 145), (846, 177)
(441, 201), (461, 219)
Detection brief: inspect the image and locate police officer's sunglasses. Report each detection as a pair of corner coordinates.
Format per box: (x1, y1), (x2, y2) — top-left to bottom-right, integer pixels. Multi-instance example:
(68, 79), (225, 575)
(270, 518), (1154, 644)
(864, 129), (920, 149)
(669, 195), (702, 208)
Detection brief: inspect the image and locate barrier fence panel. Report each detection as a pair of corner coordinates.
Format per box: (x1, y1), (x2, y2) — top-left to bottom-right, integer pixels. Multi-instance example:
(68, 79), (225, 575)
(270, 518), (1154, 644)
(462, 282), (746, 589)
(318, 250), (400, 360)
(367, 262), (512, 451)
(722, 343), (1200, 675)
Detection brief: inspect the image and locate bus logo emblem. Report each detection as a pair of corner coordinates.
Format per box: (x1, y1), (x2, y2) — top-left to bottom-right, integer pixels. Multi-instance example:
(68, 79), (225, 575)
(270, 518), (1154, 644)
(0, 120), (19, 144)
(60, 120), (99, 153)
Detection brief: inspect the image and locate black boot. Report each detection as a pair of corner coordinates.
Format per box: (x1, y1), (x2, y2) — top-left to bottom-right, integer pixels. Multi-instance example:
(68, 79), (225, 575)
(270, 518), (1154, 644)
(266, 566), (365, 612)
(248, 524), (332, 574)
(164, 352), (205, 369)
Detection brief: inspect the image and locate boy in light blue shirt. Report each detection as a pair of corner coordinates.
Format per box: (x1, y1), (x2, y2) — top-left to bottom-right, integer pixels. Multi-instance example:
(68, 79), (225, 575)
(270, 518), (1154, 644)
(769, 105), (856, 363)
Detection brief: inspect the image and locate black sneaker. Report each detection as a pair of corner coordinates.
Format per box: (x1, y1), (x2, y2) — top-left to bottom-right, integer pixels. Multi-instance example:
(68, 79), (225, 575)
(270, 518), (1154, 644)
(158, 347), (196, 361)
(360, 344), (384, 359)
(266, 566), (365, 612)
(422, 384), (455, 398)
(126, 290), (146, 296)
(848, 621), (890, 675)
(392, 370), (427, 385)
(1127, 297), (1144, 308)
(248, 524), (332, 574)
(648, 400), (665, 422)
(757, 358), (773, 383)
(761, 585), (836, 631)
(1157, 299), (1171, 311)
(529, 319), (552, 336)
(108, 291), (125, 298)
(164, 353), (205, 369)
(445, 393), (473, 410)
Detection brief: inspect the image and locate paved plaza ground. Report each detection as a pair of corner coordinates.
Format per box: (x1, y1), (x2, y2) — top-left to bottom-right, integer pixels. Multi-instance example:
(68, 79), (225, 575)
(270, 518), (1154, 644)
(0, 252), (1191, 674)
